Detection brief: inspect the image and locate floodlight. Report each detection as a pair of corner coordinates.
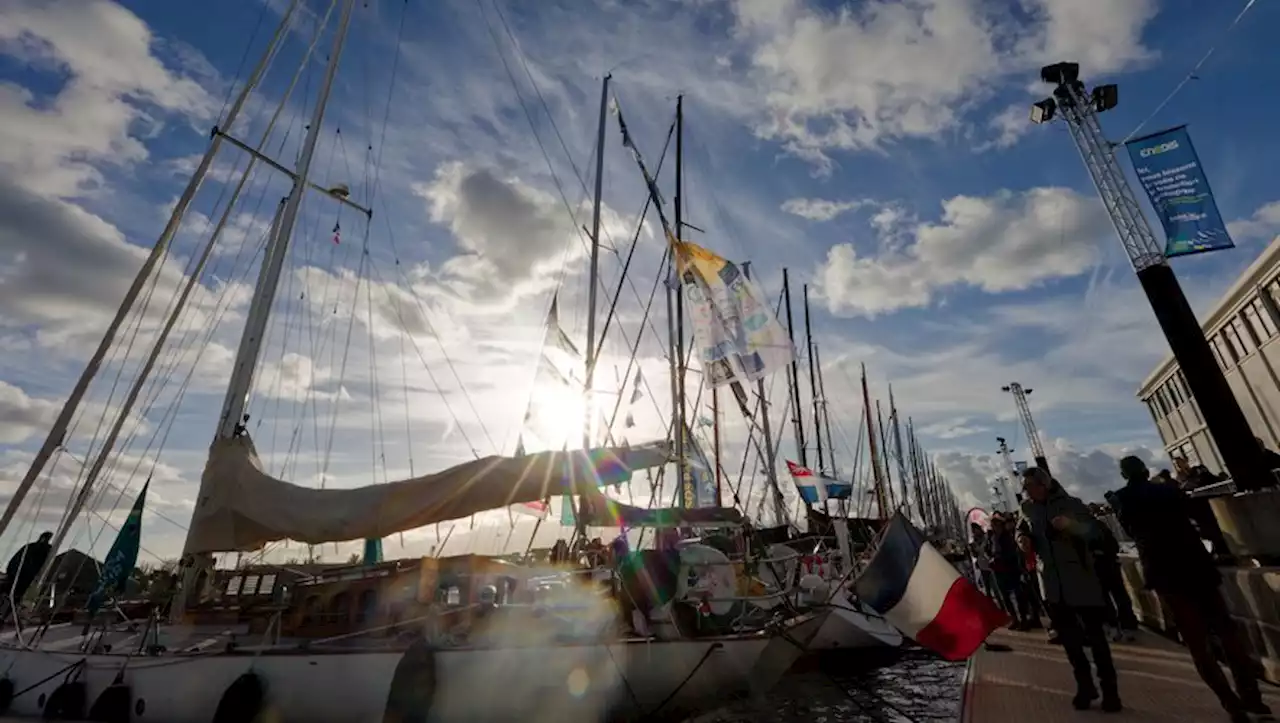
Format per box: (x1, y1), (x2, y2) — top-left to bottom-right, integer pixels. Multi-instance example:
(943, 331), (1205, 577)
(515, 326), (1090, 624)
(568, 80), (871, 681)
(1040, 62), (1080, 86)
(1092, 84), (1119, 113)
(1030, 98), (1057, 124)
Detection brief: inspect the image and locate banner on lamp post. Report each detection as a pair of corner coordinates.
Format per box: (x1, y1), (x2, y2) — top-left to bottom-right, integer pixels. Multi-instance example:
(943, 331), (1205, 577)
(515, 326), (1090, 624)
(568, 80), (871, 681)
(1124, 125), (1235, 259)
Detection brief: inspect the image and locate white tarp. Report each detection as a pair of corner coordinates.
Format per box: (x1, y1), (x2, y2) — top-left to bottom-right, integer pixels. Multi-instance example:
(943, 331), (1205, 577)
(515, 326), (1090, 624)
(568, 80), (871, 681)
(183, 434), (671, 553)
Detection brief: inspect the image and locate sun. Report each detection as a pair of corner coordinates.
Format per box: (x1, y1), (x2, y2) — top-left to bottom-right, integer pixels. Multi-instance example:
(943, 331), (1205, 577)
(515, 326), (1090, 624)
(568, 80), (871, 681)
(527, 383), (590, 448)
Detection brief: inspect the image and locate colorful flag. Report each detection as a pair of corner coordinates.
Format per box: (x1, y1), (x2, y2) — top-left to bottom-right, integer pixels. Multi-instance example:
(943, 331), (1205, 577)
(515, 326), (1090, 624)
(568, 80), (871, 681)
(854, 513), (1008, 661)
(85, 481), (148, 621)
(680, 423), (717, 508)
(675, 241), (793, 389)
(787, 460), (852, 503)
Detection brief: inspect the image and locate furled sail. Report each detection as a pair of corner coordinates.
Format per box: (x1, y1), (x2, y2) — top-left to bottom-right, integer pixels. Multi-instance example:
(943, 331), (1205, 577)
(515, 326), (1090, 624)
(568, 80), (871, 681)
(574, 485), (744, 529)
(184, 434), (671, 553)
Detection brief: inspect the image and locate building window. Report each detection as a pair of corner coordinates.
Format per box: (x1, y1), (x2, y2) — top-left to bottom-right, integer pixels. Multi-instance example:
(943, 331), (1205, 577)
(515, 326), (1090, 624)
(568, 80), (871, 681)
(1218, 332), (1241, 365)
(1166, 378), (1183, 407)
(1210, 336), (1231, 369)
(225, 576), (242, 596)
(1154, 389), (1170, 417)
(1145, 398), (1161, 423)
(260, 574), (277, 595)
(1176, 371), (1192, 401)
(1229, 319), (1255, 356)
(242, 575), (259, 596)
(1247, 301), (1276, 340)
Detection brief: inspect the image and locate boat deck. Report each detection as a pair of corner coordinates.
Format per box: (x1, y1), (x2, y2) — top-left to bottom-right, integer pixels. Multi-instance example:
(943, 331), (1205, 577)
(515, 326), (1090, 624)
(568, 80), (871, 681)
(962, 627), (1280, 722)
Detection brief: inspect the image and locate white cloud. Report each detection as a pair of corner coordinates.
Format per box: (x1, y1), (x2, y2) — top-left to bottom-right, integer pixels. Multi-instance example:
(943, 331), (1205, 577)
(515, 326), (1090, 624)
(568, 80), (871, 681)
(1227, 201), (1280, 242)
(730, 0), (1159, 168)
(780, 197), (869, 221)
(0, 0), (215, 197)
(935, 437), (1164, 512)
(814, 186), (1111, 317)
(0, 382), (59, 445)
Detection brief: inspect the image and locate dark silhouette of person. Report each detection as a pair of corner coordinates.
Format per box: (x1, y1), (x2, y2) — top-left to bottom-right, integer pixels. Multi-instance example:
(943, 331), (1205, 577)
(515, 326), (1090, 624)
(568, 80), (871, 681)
(1111, 456), (1271, 723)
(1, 532), (52, 620)
(1091, 518), (1138, 641)
(1018, 468), (1121, 712)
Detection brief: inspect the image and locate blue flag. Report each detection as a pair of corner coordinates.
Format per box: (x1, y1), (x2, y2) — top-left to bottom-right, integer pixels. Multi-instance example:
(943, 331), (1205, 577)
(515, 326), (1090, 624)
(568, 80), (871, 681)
(1124, 125), (1235, 258)
(86, 481), (147, 619)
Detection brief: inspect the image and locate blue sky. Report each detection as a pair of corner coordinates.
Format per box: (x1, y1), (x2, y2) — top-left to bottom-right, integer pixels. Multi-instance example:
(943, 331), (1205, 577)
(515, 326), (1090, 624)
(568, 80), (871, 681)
(0, 0), (1278, 563)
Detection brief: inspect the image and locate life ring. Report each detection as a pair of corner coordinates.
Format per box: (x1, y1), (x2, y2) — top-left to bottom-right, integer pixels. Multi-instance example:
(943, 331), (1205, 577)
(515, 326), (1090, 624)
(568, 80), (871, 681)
(212, 672), (267, 723)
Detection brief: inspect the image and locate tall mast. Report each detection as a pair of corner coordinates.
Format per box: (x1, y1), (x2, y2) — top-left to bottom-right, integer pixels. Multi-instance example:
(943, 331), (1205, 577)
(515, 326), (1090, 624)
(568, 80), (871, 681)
(888, 386), (910, 521)
(815, 345), (837, 477)
(744, 264), (786, 526)
(583, 74), (611, 451)
(712, 387), (723, 506)
(218, 0), (358, 439)
(0, 2), (301, 541)
(803, 285), (824, 477)
(861, 364), (888, 519)
(673, 94), (688, 505)
(876, 400), (895, 512)
(782, 270), (807, 468)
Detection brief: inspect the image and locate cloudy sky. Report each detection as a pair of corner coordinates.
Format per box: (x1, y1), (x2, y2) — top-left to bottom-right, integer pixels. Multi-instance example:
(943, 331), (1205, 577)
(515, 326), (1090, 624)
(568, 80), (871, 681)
(1, 0), (1277, 566)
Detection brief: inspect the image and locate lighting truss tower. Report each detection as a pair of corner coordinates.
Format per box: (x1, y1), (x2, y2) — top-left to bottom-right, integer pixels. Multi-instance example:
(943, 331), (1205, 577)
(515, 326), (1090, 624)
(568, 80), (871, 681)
(1002, 382), (1049, 472)
(1030, 61), (1270, 492)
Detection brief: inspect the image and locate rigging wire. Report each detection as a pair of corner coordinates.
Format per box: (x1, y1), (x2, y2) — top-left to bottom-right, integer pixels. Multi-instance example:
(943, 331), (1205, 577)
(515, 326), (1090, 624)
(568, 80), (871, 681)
(1120, 0), (1263, 145)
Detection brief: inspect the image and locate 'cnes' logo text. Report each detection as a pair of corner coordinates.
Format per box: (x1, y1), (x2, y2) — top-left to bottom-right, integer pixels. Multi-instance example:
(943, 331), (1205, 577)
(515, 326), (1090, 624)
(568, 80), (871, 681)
(1139, 140), (1180, 158)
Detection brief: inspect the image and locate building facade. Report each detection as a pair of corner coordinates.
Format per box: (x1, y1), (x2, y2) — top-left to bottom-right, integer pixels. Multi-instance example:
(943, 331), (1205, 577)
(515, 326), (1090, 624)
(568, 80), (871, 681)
(1138, 236), (1280, 472)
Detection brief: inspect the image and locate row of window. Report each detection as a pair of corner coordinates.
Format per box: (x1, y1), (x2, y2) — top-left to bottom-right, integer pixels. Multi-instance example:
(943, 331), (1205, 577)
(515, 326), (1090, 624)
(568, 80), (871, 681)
(1145, 281), (1280, 422)
(224, 573), (277, 597)
(1170, 439), (1201, 468)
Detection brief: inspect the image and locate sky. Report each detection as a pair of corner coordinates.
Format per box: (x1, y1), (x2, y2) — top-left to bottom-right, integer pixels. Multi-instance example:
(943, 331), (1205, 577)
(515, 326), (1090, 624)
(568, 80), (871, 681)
(1, 0), (1279, 567)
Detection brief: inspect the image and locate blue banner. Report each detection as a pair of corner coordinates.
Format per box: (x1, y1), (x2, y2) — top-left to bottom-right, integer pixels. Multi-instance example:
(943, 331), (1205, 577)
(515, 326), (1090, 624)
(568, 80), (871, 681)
(1124, 126), (1234, 258)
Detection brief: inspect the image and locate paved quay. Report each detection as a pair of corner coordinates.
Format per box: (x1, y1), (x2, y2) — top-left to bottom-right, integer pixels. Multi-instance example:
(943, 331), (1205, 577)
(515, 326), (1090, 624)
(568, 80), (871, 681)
(962, 627), (1280, 722)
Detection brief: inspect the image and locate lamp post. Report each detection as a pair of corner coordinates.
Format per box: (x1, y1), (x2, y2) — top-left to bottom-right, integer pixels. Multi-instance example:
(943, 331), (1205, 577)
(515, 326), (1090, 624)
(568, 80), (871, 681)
(1030, 61), (1269, 492)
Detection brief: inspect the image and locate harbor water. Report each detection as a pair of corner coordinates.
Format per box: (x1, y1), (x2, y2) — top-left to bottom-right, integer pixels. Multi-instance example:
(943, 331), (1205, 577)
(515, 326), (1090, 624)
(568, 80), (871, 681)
(689, 647), (966, 722)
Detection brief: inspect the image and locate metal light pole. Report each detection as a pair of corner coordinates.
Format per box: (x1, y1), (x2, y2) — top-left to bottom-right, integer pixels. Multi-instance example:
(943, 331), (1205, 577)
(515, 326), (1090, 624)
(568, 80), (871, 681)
(1030, 61), (1270, 491)
(1002, 383), (1049, 472)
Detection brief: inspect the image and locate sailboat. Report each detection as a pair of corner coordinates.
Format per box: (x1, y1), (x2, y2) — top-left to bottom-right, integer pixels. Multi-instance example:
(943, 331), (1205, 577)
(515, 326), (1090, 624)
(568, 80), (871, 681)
(0, 2), (821, 721)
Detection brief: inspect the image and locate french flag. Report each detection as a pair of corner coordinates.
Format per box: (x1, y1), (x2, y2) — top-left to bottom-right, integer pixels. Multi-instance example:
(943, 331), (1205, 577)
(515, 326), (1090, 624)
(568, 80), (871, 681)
(853, 513), (1008, 661)
(786, 460), (852, 503)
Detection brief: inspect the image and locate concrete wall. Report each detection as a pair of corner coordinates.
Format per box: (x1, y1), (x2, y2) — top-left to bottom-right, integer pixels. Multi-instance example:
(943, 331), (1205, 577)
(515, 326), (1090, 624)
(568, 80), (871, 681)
(1139, 277), (1280, 473)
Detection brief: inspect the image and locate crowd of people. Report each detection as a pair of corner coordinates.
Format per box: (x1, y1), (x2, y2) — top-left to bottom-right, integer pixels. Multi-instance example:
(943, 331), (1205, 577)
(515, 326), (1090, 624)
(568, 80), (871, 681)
(967, 461), (1271, 722)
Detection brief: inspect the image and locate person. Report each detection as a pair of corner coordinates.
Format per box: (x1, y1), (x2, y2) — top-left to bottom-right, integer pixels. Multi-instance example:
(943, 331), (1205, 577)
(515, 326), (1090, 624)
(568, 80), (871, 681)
(1018, 468), (1121, 712)
(988, 514), (1031, 629)
(969, 523), (997, 598)
(1255, 438), (1280, 488)
(1091, 516), (1138, 642)
(1015, 532), (1045, 629)
(0, 532), (53, 622)
(1112, 456), (1271, 723)
(1153, 468), (1176, 485)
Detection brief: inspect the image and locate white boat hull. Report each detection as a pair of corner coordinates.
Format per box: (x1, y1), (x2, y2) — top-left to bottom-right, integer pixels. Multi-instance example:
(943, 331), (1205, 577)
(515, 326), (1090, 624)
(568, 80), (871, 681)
(806, 601), (903, 650)
(0, 618), (817, 722)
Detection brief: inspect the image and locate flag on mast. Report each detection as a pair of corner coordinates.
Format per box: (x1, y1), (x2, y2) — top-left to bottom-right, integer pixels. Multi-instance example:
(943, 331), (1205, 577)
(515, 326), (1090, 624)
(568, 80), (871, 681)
(787, 460), (852, 503)
(85, 481), (149, 621)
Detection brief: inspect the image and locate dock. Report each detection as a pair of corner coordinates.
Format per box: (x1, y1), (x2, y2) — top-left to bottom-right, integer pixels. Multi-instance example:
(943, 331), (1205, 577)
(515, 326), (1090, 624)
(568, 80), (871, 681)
(962, 627), (1280, 721)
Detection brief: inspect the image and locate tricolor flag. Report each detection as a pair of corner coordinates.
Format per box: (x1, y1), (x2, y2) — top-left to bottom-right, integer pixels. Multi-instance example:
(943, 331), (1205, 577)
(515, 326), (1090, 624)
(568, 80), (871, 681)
(853, 513), (1008, 661)
(786, 460), (852, 503)
(512, 499), (551, 519)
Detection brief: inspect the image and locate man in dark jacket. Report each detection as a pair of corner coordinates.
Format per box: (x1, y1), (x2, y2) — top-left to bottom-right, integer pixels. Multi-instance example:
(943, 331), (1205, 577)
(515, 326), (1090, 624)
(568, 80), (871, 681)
(0, 531), (52, 621)
(1112, 457), (1270, 723)
(1019, 468), (1120, 712)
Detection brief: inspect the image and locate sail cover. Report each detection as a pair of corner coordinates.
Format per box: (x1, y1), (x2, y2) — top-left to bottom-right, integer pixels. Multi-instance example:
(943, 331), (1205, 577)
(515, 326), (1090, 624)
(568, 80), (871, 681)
(574, 486), (744, 528)
(184, 434), (671, 553)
